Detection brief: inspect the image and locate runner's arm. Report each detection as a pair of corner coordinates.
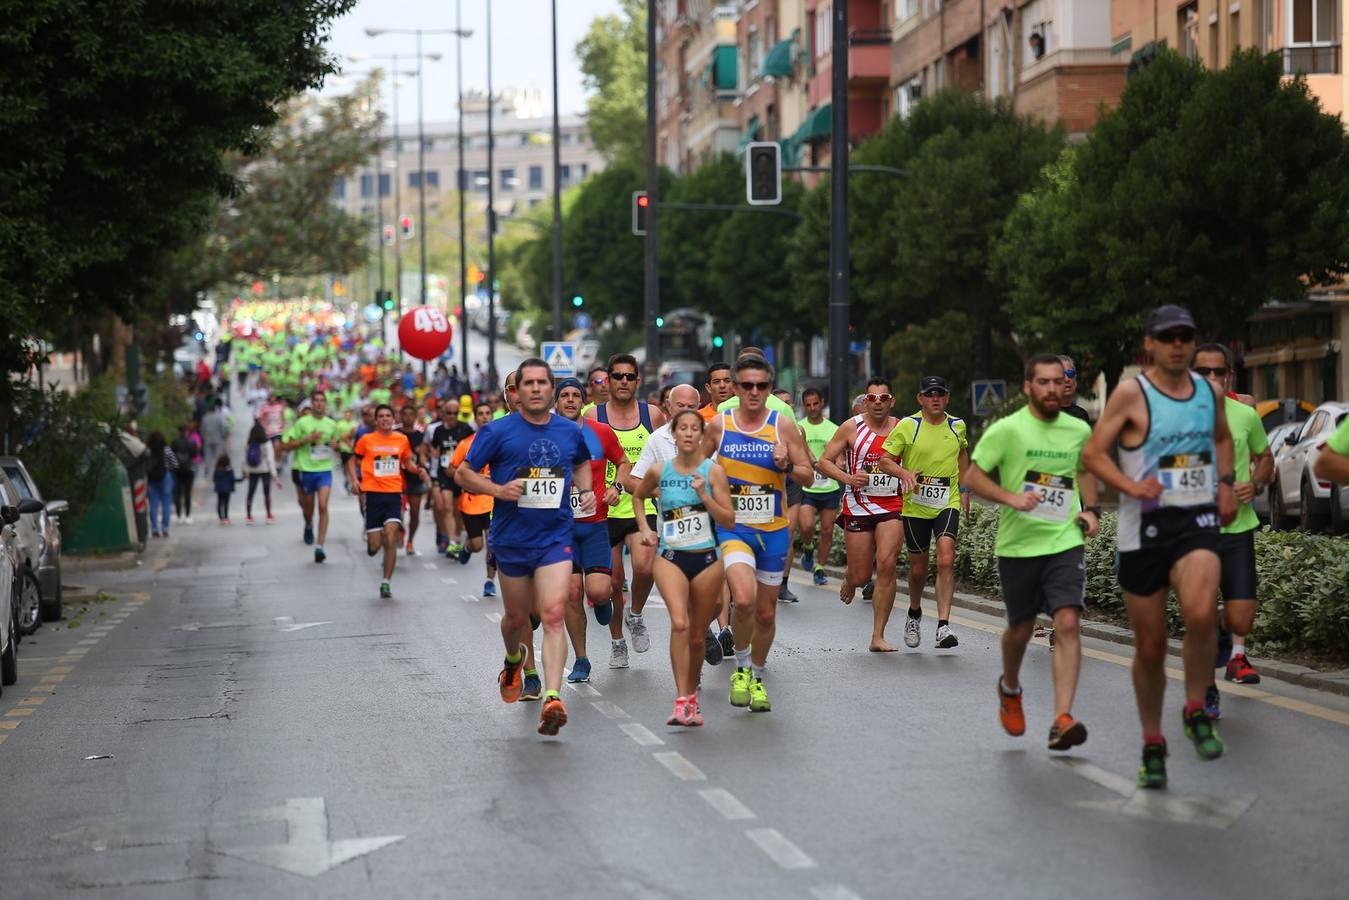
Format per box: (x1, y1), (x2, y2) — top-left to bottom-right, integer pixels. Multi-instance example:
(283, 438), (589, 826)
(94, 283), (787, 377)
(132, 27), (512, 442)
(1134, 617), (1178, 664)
(1082, 380), (1162, 500)
(962, 462), (1035, 511)
(1211, 382), (1237, 525)
(701, 463), (736, 529)
(648, 404), (667, 429)
(815, 422), (865, 488)
(781, 417), (814, 486)
(632, 469), (662, 545)
(700, 416), (723, 460)
(345, 453), (361, 495)
(1314, 446), (1349, 483)
(958, 448), (972, 516)
(1076, 465), (1101, 537)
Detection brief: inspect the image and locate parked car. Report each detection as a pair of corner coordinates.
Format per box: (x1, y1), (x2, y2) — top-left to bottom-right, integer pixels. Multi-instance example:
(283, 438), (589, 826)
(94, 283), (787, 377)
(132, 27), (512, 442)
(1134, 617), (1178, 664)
(1269, 402), (1349, 532)
(0, 458), (66, 619)
(0, 502), (19, 689)
(1253, 422), (1301, 525)
(0, 472), (45, 638)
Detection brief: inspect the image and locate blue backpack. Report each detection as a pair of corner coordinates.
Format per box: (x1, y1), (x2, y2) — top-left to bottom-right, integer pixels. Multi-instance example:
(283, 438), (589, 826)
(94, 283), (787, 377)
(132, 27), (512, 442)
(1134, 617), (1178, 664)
(246, 442), (262, 467)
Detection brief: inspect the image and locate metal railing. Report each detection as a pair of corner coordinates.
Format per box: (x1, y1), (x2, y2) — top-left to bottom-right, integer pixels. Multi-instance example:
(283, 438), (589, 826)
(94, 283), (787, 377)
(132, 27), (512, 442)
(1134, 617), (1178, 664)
(1282, 44), (1341, 76)
(849, 28), (892, 46)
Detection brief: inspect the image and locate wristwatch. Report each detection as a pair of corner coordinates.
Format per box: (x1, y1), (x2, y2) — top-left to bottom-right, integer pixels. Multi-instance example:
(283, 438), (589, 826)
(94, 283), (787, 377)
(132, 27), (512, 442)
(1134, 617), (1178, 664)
(613, 482), (625, 495)
(1086, 505), (1103, 517)
(1218, 473), (1237, 487)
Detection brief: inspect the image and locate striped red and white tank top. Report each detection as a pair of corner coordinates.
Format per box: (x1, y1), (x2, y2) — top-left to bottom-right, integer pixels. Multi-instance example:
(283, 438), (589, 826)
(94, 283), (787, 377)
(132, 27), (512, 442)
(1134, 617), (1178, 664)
(841, 415), (904, 518)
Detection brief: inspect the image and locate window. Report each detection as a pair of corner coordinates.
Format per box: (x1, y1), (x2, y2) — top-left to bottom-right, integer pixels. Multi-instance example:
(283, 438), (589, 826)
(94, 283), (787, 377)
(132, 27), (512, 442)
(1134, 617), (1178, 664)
(748, 27), (763, 82)
(579, 163), (589, 179)
(426, 170), (439, 188)
(1179, 2), (1200, 61)
(895, 75), (921, 118)
(379, 173), (391, 197)
(472, 169), (490, 192)
(360, 174), (374, 198)
(333, 177), (346, 200)
(560, 164), (572, 185)
(458, 168), (469, 191)
(499, 168), (516, 191)
(1285, 0), (1340, 73)
(529, 165), (544, 190)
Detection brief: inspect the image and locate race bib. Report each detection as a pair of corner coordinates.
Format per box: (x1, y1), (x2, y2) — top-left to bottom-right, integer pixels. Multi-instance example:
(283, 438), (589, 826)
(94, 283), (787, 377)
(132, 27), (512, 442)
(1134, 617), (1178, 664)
(1159, 452), (1214, 508)
(309, 444), (333, 461)
(662, 504), (712, 548)
(569, 487), (589, 518)
(440, 452), (452, 470)
(912, 475), (951, 509)
(517, 466), (564, 510)
(1021, 471), (1074, 523)
(863, 464), (899, 497)
(811, 468), (833, 490)
(731, 484), (774, 525)
(373, 455), (399, 477)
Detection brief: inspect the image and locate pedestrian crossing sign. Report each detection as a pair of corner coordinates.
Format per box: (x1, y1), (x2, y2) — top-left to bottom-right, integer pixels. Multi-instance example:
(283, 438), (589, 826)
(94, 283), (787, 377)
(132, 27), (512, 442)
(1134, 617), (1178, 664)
(542, 341), (577, 377)
(971, 380), (1007, 417)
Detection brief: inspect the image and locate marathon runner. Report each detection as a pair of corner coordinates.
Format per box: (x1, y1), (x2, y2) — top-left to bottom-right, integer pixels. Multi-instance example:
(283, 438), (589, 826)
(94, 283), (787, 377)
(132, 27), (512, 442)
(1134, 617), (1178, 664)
(702, 355), (813, 712)
(456, 358), (595, 736)
(586, 354), (667, 664)
(796, 387), (840, 587)
(348, 404), (431, 599)
(279, 393), (344, 562)
(963, 354), (1098, 751)
(1313, 415), (1349, 483)
(1058, 356), (1093, 424)
(580, 365), (608, 418)
(449, 402), (498, 593)
(634, 409), (737, 726)
(553, 378), (628, 684)
(396, 404), (428, 556)
(816, 378), (907, 651)
(880, 376), (971, 650)
(424, 397), (475, 557)
(1192, 343), (1272, 717)
(1083, 305), (1237, 789)
(700, 362), (734, 422)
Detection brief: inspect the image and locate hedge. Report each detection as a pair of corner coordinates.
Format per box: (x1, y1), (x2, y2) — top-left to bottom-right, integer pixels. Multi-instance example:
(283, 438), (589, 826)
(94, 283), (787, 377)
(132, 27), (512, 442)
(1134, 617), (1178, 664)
(826, 505), (1349, 659)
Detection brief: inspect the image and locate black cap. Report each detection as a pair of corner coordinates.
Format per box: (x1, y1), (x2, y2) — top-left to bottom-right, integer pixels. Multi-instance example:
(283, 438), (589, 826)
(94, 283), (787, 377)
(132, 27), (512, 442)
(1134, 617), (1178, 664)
(919, 376), (949, 393)
(1146, 305), (1197, 335)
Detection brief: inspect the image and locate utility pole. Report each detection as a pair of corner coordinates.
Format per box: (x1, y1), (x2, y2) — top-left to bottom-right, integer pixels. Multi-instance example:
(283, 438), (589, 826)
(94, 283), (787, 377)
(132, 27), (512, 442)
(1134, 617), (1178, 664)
(391, 54), (404, 359)
(828, 0), (850, 423)
(485, 0), (497, 386)
(550, 0), (564, 343)
(457, 0), (470, 383)
(643, 0), (660, 382)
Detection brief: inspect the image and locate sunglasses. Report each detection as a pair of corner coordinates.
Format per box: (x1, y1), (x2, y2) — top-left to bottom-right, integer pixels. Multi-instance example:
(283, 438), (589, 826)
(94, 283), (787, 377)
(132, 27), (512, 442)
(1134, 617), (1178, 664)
(1153, 329), (1196, 344)
(1193, 366), (1229, 378)
(1063, 368), (1077, 380)
(738, 381), (772, 392)
(920, 389), (949, 398)
(590, 377), (607, 386)
(865, 392), (893, 403)
(610, 372), (639, 382)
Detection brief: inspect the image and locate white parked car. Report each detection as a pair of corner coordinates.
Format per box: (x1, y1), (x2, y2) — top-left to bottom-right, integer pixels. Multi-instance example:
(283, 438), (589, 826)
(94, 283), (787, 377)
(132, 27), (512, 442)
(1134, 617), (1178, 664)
(1252, 422), (1300, 525)
(1269, 401), (1349, 532)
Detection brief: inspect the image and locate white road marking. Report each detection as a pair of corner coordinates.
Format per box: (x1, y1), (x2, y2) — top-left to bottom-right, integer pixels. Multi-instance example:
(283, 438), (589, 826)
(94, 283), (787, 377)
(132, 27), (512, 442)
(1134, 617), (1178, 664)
(566, 682), (601, 697)
(277, 621), (332, 633)
(439, 577), (456, 585)
(210, 797), (402, 878)
(744, 827), (816, 869)
(811, 885), (864, 900)
(697, 788), (755, 820)
(1056, 758), (1256, 829)
(1056, 759), (1136, 797)
(273, 616), (294, 625)
(590, 700), (628, 720)
(77, 639), (98, 646)
(460, 593), (479, 603)
(652, 751), (705, 781)
(485, 612), (502, 623)
(423, 563), (437, 570)
(618, 723), (663, 746)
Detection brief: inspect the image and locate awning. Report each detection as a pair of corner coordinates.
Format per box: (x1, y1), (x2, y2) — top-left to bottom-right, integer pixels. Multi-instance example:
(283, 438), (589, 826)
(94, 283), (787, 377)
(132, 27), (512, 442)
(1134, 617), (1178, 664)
(712, 45), (738, 91)
(735, 115), (762, 156)
(791, 103), (832, 145)
(763, 35), (796, 78)
(778, 136), (799, 167)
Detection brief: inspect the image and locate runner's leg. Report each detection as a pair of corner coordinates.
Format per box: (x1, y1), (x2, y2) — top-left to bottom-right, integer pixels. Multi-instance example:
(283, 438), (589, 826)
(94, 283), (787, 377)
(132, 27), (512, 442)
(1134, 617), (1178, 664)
(532, 561), (573, 695)
(1000, 618), (1036, 691)
(842, 529), (875, 603)
(870, 519), (903, 651)
(565, 573), (587, 660)
(625, 531), (656, 616)
(1124, 588), (1171, 738)
(381, 521), (400, 581)
(935, 534), (957, 621)
(688, 561), (724, 693)
(315, 485), (331, 545)
(653, 556), (694, 697)
(1173, 550), (1221, 709)
(1049, 606), (1082, 717)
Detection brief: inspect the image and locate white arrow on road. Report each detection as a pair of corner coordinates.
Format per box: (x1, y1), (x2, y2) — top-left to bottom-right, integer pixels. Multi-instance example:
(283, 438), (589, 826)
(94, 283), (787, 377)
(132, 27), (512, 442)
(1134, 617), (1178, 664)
(276, 621), (332, 633)
(1057, 758), (1256, 829)
(173, 622), (235, 632)
(212, 797), (403, 878)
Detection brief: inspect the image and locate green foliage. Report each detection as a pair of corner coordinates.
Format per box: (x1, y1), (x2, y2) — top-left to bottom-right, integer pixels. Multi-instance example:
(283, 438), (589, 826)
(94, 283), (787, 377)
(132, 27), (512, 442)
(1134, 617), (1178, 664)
(661, 155), (744, 308)
(706, 180), (808, 342)
(575, 0), (648, 163)
(2, 384), (118, 527)
(81, 370), (193, 440)
(881, 310), (1023, 421)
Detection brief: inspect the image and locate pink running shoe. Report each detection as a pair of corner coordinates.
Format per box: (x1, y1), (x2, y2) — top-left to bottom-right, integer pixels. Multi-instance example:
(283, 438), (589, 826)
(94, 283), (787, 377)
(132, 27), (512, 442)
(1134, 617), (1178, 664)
(683, 694), (704, 727)
(667, 696), (687, 726)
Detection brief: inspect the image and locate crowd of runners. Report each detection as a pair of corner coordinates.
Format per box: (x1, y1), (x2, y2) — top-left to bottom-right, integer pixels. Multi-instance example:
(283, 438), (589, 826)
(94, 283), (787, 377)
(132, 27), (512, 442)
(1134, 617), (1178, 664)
(211, 301), (1349, 790)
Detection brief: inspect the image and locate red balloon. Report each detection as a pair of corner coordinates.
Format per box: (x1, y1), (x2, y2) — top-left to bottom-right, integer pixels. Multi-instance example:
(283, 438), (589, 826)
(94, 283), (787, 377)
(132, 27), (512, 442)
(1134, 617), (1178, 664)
(397, 306), (454, 360)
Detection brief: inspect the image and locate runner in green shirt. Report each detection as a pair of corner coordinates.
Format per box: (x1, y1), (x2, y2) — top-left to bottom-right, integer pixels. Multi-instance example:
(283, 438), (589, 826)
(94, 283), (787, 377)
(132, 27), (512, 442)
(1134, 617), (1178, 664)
(279, 391), (344, 563)
(964, 354), (1099, 752)
(796, 386), (840, 586)
(1193, 345), (1274, 711)
(1314, 413), (1349, 483)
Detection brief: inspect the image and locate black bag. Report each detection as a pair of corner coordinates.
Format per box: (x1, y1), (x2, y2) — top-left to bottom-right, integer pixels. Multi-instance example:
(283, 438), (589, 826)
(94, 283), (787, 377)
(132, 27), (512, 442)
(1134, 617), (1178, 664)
(147, 451), (167, 482)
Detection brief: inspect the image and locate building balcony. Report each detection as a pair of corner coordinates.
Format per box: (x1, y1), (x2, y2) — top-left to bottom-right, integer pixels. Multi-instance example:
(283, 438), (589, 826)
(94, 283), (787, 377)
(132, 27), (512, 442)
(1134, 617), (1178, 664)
(849, 29), (891, 84)
(1283, 44), (1341, 76)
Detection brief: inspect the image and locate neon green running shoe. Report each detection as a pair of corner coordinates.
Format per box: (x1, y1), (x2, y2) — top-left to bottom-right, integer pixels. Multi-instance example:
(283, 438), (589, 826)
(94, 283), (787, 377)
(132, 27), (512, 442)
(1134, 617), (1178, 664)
(749, 678), (771, 713)
(1183, 707), (1225, 760)
(729, 667), (752, 707)
(1137, 741), (1168, 790)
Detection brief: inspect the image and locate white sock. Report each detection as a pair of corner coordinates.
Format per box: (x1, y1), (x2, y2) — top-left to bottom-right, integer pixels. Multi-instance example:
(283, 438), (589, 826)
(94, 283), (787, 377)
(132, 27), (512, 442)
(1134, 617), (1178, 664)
(628, 610), (642, 621)
(1231, 638), (1246, 657)
(751, 663), (766, 681)
(612, 638), (624, 648)
(735, 648), (751, 670)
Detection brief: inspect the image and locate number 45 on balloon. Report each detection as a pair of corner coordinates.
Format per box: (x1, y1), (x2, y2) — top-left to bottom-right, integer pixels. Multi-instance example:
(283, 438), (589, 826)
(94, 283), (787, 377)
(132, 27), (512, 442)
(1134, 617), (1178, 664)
(398, 305), (453, 361)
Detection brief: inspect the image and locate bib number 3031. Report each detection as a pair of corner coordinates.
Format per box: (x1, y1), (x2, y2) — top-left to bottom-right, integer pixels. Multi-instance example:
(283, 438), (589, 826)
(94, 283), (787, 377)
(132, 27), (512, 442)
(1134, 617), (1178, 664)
(731, 484), (774, 525)
(516, 467), (564, 509)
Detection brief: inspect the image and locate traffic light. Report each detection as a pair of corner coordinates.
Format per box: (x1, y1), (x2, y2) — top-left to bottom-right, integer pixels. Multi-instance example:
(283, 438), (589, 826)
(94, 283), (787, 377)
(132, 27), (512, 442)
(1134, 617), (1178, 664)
(632, 191), (649, 236)
(399, 215), (414, 239)
(383, 226), (395, 246)
(712, 335), (725, 349)
(745, 142), (782, 206)
(572, 295), (584, 308)
(380, 290), (395, 311)
(655, 316), (665, 328)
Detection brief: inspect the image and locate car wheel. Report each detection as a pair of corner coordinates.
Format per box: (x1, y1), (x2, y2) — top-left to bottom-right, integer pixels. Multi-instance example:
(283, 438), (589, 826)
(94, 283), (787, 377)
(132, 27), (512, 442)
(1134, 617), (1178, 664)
(1270, 479), (1295, 529)
(40, 563), (61, 622)
(16, 569), (41, 636)
(1331, 486), (1347, 535)
(1300, 478), (1329, 533)
(1, 627), (16, 687)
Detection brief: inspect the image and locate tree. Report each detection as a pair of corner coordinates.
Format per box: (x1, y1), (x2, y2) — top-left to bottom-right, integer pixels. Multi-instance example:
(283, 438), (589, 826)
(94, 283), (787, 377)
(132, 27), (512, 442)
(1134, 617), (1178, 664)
(1000, 49), (1349, 390)
(659, 154), (744, 308)
(707, 180), (809, 342)
(575, 0), (647, 164)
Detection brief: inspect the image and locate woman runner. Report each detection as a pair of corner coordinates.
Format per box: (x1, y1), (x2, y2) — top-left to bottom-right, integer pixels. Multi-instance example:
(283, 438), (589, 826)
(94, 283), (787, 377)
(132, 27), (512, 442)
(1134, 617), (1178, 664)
(634, 409), (736, 727)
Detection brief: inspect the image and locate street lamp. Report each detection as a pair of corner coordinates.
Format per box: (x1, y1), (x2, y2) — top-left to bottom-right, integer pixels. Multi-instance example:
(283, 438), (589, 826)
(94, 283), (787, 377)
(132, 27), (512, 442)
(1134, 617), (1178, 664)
(550, 0), (563, 343)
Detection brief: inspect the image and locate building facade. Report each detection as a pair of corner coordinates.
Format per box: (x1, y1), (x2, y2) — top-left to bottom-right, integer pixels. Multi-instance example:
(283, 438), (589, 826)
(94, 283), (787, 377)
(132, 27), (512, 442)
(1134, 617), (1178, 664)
(655, 1), (743, 173)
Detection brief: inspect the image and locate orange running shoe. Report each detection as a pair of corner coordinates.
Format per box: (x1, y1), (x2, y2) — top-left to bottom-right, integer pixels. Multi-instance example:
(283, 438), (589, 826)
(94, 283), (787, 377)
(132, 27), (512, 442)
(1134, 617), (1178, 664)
(998, 679), (1025, 736)
(1047, 713), (1088, 751)
(499, 644), (526, 703)
(538, 696), (568, 735)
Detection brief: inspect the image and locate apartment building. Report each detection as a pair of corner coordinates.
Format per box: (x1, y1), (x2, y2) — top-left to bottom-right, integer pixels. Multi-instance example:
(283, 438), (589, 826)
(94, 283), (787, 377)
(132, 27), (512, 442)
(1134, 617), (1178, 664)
(655, 1), (743, 173)
(735, 1), (812, 161)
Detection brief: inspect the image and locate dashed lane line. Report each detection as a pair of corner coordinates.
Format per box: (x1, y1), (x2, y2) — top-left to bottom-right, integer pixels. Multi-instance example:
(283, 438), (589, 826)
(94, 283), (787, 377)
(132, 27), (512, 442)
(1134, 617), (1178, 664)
(697, 788), (755, 821)
(590, 701), (628, 720)
(652, 751), (706, 782)
(618, 723), (663, 746)
(743, 827), (816, 870)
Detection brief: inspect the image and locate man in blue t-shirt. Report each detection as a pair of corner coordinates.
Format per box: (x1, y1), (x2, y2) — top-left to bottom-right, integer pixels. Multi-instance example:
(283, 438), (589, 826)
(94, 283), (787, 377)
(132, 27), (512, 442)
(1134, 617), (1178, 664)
(457, 358), (594, 736)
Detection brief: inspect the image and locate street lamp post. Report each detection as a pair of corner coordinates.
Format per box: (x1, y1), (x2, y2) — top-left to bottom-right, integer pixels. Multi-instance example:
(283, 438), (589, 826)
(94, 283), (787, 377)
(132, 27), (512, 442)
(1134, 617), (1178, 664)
(486, 0), (497, 387)
(550, 0), (563, 343)
(457, 0), (471, 386)
(643, 0), (659, 383)
(828, 3), (850, 424)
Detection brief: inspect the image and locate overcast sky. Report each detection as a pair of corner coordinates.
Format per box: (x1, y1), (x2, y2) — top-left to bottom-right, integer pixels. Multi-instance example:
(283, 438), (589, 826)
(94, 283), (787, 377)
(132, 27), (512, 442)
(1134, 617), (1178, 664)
(321, 0), (623, 125)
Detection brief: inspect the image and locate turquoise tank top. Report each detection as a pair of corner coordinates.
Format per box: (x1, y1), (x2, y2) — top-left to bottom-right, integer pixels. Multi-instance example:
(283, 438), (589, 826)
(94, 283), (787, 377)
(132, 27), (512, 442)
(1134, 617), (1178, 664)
(657, 458), (717, 553)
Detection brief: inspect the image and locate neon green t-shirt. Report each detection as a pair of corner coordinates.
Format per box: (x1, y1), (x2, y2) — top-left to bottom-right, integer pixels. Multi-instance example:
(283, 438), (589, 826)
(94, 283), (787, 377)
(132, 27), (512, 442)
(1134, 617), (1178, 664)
(1222, 397), (1269, 536)
(970, 407), (1091, 557)
(799, 417), (840, 493)
(1327, 415), (1349, 456)
(283, 416), (343, 472)
(717, 394), (796, 424)
(881, 412), (969, 519)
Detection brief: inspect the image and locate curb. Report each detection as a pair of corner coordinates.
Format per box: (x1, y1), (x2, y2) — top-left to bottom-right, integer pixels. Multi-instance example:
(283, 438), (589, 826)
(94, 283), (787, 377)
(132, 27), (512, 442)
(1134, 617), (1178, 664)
(64, 551), (143, 573)
(814, 564), (1349, 700)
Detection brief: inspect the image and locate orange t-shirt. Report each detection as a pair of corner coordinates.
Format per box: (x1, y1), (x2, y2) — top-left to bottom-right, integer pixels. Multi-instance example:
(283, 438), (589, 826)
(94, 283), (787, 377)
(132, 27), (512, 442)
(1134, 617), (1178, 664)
(698, 404), (719, 423)
(450, 433), (494, 516)
(353, 430), (415, 493)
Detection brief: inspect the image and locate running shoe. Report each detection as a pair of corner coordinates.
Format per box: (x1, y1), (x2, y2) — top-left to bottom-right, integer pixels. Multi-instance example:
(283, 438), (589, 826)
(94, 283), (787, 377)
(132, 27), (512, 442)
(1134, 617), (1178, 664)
(304, 525), (314, 545)
(1225, 653), (1260, 684)
(729, 667), (752, 708)
(483, 580), (496, 598)
(246, 516), (255, 525)
(593, 599), (614, 627)
(861, 580), (875, 601)
(537, 696), (568, 735)
(520, 672), (543, 702)
(458, 547), (471, 565)
(800, 548), (814, 572)
(685, 694), (704, 726)
(749, 678), (771, 712)
(498, 645), (526, 703)
(1183, 707), (1225, 760)
(1047, 713), (1088, 751)
(1204, 684), (1222, 720)
(812, 566), (827, 586)
(445, 541), (463, 557)
(667, 696), (688, 726)
(718, 628), (735, 659)
(778, 584), (799, 604)
(265, 514), (276, 524)
(935, 624), (959, 649)
(997, 680), (1025, 736)
(566, 657), (592, 683)
(405, 541), (417, 557)
(904, 615), (921, 649)
(379, 581), (392, 599)
(703, 627), (724, 666)
(1138, 741), (1168, 790)
(314, 547), (326, 564)
(609, 639), (629, 669)
(1215, 621), (1233, 668)
(626, 611), (651, 653)
(436, 534), (449, 553)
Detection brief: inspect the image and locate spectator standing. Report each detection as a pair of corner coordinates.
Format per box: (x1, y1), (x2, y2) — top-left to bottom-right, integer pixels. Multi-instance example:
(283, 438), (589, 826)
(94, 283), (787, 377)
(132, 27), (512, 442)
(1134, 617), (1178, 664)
(243, 421), (278, 524)
(213, 454), (242, 524)
(201, 399), (231, 475)
(170, 424), (198, 523)
(145, 431), (178, 538)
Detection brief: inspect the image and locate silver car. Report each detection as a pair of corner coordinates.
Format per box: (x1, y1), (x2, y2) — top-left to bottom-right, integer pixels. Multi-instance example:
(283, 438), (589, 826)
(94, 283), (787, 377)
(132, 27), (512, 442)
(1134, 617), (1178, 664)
(0, 502), (19, 689)
(0, 462), (65, 630)
(1269, 402), (1349, 532)
(1253, 422), (1300, 525)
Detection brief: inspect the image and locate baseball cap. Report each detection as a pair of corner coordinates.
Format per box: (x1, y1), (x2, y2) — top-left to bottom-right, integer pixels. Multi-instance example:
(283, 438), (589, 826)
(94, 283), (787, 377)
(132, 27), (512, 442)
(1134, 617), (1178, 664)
(919, 376), (949, 394)
(1146, 305), (1197, 335)
(554, 377), (585, 401)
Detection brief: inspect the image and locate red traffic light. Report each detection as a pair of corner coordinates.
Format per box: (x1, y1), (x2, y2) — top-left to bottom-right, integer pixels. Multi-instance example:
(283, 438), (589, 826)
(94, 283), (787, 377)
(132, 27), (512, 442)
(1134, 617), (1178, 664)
(636, 195), (649, 208)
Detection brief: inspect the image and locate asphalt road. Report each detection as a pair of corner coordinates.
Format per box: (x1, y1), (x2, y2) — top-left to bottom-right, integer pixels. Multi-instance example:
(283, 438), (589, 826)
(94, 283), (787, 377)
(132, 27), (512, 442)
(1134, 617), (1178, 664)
(2, 483), (1349, 899)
